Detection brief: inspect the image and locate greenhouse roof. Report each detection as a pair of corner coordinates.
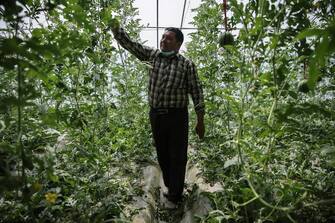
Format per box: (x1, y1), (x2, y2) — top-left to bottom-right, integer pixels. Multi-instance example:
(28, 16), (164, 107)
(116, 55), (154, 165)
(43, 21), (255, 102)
(135, 0), (211, 52)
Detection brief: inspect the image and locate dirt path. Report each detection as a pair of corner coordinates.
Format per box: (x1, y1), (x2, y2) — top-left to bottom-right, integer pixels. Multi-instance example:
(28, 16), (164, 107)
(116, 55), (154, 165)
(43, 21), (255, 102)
(129, 149), (223, 223)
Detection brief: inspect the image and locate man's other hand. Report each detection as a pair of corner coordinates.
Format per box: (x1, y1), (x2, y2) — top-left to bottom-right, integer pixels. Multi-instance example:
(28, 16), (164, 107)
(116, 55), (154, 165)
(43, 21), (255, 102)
(195, 120), (205, 140)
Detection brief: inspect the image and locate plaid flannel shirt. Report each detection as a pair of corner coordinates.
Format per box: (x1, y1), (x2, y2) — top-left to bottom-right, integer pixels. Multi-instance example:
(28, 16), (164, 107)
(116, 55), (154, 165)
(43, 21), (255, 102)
(113, 27), (205, 114)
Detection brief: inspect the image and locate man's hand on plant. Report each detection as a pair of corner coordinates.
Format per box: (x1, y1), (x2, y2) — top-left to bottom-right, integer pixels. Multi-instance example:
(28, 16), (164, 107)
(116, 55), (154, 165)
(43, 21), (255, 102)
(109, 18), (120, 32)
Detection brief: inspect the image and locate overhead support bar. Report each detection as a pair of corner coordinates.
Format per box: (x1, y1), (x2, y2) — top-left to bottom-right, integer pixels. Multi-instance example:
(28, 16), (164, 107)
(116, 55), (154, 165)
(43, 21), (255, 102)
(180, 0), (187, 29)
(142, 26), (232, 30)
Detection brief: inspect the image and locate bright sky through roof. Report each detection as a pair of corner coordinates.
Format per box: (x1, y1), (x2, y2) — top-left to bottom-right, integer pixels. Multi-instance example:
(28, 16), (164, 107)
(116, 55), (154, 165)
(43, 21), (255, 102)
(133, 0), (204, 52)
(0, 0), (225, 52)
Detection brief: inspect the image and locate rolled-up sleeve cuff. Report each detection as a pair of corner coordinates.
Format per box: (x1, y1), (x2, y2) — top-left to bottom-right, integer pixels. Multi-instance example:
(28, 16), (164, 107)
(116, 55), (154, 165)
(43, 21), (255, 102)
(112, 27), (123, 38)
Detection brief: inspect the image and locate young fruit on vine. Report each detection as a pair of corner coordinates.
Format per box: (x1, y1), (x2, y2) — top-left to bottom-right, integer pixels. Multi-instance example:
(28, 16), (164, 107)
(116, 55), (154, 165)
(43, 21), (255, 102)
(298, 80), (309, 93)
(219, 32), (234, 47)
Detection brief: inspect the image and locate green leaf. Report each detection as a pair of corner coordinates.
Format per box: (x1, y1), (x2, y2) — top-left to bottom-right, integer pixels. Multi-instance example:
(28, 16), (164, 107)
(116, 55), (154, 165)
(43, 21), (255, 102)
(0, 37), (24, 55)
(0, 96), (18, 111)
(224, 155), (240, 169)
(0, 175), (23, 192)
(22, 153), (34, 170)
(270, 35), (279, 49)
(48, 173), (59, 183)
(295, 28), (324, 40)
(31, 28), (44, 38)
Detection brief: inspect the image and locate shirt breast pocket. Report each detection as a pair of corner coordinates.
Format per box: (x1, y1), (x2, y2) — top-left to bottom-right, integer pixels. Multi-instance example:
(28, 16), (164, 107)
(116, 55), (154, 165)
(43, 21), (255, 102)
(168, 70), (187, 89)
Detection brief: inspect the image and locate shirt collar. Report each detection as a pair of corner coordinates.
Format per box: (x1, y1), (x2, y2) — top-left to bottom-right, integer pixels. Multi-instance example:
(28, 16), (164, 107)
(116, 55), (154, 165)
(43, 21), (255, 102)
(159, 50), (179, 58)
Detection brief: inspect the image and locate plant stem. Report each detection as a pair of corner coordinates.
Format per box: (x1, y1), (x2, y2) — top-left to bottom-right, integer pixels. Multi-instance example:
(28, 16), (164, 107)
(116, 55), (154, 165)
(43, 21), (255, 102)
(15, 17), (27, 196)
(246, 175), (294, 212)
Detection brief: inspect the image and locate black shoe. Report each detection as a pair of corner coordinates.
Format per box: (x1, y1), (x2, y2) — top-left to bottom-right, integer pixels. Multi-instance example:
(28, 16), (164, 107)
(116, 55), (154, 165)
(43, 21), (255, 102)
(163, 192), (169, 198)
(163, 192), (182, 204)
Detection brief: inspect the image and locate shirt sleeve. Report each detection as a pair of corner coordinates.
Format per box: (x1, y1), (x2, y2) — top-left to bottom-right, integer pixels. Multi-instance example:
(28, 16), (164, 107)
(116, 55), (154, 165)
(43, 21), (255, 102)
(112, 27), (158, 62)
(187, 61), (205, 114)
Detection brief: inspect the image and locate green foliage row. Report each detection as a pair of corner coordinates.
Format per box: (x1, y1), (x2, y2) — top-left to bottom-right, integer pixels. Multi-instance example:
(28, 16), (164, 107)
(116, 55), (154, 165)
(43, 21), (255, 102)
(187, 0), (335, 222)
(1, 0), (153, 221)
(1, 0), (335, 222)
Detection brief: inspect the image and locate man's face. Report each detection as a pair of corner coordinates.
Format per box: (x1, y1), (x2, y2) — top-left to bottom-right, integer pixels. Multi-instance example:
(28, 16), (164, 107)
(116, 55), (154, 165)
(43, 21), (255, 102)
(160, 31), (181, 52)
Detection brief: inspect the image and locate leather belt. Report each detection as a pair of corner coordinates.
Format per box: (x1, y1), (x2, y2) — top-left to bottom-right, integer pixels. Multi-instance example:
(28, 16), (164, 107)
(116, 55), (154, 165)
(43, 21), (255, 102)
(150, 107), (186, 115)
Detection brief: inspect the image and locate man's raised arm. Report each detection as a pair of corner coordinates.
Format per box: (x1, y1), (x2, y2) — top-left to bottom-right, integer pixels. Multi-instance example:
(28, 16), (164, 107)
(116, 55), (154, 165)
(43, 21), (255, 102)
(109, 18), (158, 62)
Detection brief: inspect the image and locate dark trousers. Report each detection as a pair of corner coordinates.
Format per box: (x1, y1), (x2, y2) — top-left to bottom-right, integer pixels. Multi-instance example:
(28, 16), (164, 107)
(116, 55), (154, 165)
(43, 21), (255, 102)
(149, 107), (189, 199)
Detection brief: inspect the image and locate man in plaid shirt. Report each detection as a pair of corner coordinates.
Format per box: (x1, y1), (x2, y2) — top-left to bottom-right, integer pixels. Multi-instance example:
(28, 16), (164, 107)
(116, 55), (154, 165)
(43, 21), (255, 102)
(111, 19), (205, 204)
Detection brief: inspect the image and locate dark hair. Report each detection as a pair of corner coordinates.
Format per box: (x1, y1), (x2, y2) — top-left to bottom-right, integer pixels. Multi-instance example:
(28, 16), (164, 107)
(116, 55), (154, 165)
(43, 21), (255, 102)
(165, 27), (184, 44)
